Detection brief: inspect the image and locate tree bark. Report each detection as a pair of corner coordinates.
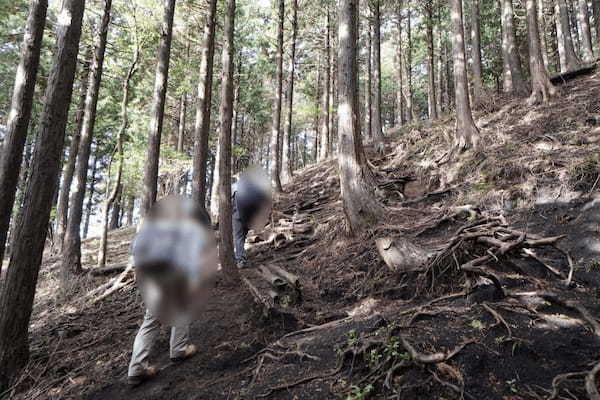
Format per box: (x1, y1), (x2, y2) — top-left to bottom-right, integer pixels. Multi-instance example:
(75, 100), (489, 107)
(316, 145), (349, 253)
(425, 1), (438, 119)
(61, 0), (113, 282)
(337, 0), (382, 235)
(282, 0), (298, 183)
(0, 0), (84, 391)
(404, 2), (415, 121)
(538, 0), (550, 68)
(593, 0), (600, 49)
(192, 0), (217, 209)
(0, 0), (47, 265)
(319, 6), (331, 160)
(371, 0), (385, 150)
(555, 0), (581, 71)
(55, 51), (91, 253)
(218, 0), (240, 283)
(177, 94), (186, 152)
(471, 0), (484, 101)
(501, 0), (528, 95)
(451, 0), (480, 148)
(396, 1), (405, 125)
(526, 0), (558, 104)
(577, 0), (594, 61)
(140, 0), (176, 216)
(270, 0), (285, 191)
(82, 156), (98, 239)
(366, 15), (373, 138)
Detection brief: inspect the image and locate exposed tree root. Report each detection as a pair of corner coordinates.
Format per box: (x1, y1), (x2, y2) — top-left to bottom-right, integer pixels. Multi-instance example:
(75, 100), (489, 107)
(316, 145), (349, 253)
(586, 361), (600, 400)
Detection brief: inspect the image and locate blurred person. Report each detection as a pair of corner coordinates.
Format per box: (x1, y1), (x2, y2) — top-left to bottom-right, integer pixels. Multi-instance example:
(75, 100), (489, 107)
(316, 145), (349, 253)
(232, 167), (272, 269)
(127, 196), (217, 386)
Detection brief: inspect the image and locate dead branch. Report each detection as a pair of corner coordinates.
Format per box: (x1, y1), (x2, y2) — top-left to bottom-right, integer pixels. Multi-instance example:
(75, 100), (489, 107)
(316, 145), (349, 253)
(400, 336), (475, 364)
(586, 361), (600, 400)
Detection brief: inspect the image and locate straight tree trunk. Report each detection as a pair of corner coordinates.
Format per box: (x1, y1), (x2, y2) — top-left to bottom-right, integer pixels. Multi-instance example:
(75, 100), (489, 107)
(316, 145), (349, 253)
(577, 0), (594, 61)
(0, 0), (84, 391)
(218, 0), (240, 282)
(269, 0), (285, 191)
(538, 0), (550, 68)
(140, 0), (177, 216)
(61, 0), (113, 281)
(526, 0), (558, 104)
(337, 0), (382, 235)
(501, 0), (528, 95)
(451, 0), (480, 148)
(425, 2), (438, 119)
(54, 52), (91, 253)
(405, 2), (414, 121)
(371, 0), (385, 151)
(471, 0), (484, 101)
(209, 138), (220, 219)
(177, 94), (186, 152)
(192, 0), (217, 208)
(313, 53), (321, 162)
(555, 0), (581, 71)
(82, 155), (98, 239)
(319, 7), (331, 160)
(396, 1), (405, 125)
(282, 0), (298, 182)
(97, 43), (139, 269)
(366, 18), (373, 138)
(0, 0), (47, 265)
(593, 0), (600, 48)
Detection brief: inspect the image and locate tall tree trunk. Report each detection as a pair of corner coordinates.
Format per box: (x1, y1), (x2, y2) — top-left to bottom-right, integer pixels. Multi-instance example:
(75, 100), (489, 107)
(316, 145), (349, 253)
(538, 0), (550, 68)
(140, 0), (176, 216)
(425, 2), (438, 119)
(61, 0), (113, 282)
(319, 7), (331, 160)
(371, 0), (385, 151)
(282, 0), (298, 182)
(396, 1), (405, 125)
(54, 52), (91, 253)
(501, 0), (528, 95)
(97, 43), (139, 269)
(0, 0), (47, 265)
(337, 0), (382, 235)
(0, 0), (84, 391)
(209, 138), (220, 218)
(313, 54), (321, 163)
(577, 0), (594, 61)
(177, 94), (186, 152)
(270, 0), (285, 191)
(451, 0), (480, 148)
(366, 17), (373, 138)
(555, 0), (581, 71)
(526, 0), (558, 104)
(125, 195), (135, 226)
(405, 1), (414, 121)
(192, 0), (217, 209)
(593, 0), (600, 49)
(82, 155), (98, 239)
(218, 0), (240, 282)
(471, 0), (484, 101)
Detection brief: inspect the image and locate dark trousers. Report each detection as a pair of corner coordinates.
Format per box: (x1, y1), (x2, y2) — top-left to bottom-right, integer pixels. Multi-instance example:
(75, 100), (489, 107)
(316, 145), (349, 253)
(232, 195), (249, 263)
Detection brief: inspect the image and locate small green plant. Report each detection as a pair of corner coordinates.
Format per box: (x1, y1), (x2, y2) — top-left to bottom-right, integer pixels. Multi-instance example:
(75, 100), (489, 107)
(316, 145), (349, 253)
(345, 384), (374, 400)
(346, 329), (359, 347)
(470, 320), (484, 330)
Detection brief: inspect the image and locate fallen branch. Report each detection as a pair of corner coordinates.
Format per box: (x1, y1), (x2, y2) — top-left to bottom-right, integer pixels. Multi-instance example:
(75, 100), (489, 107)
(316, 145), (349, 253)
(400, 337), (475, 364)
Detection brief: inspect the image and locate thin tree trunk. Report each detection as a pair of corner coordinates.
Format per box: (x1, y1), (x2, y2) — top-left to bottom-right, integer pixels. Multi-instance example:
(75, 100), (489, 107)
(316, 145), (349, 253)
(192, 0), (217, 208)
(319, 7), (331, 160)
(209, 137), (220, 218)
(61, 0), (113, 282)
(0, 0), (47, 265)
(82, 155), (98, 239)
(426, 2), (438, 119)
(538, 0), (550, 68)
(405, 2), (414, 121)
(140, 0), (176, 216)
(337, 0), (382, 235)
(371, 0), (385, 150)
(0, 0), (84, 391)
(177, 94), (186, 152)
(471, 0), (484, 101)
(501, 0), (528, 95)
(282, 0), (298, 182)
(366, 17), (373, 138)
(97, 42), (139, 269)
(270, 0), (284, 191)
(451, 0), (480, 148)
(555, 0), (581, 71)
(578, 0), (594, 61)
(396, 1), (405, 125)
(313, 53), (321, 162)
(526, 0), (558, 104)
(55, 52), (91, 253)
(218, 0), (240, 282)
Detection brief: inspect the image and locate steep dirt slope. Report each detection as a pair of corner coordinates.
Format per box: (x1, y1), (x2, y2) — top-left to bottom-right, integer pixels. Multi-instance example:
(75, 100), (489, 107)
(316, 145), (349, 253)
(5, 69), (600, 400)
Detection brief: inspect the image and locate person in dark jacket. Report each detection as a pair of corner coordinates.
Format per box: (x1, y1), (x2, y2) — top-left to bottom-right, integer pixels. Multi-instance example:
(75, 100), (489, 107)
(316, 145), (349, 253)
(232, 168), (272, 269)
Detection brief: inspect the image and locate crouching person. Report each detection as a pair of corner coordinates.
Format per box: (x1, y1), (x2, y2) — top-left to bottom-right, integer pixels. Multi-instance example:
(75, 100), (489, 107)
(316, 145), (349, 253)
(128, 196), (217, 386)
(232, 168), (272, 269)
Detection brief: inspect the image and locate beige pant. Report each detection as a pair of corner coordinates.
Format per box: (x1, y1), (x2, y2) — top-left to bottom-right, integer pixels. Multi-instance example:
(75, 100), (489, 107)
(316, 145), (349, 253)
(128, 309), (190, 377)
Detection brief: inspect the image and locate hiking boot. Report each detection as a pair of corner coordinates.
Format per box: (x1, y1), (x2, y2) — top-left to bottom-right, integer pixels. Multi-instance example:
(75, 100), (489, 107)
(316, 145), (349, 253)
(127, 365), (158, 387)
(171, 344), (198, 362)
(237, 258), (253, 269)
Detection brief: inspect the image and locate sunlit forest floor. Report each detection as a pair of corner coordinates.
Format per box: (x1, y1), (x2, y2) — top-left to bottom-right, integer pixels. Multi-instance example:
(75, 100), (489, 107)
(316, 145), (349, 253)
(8, 68), (600, 399)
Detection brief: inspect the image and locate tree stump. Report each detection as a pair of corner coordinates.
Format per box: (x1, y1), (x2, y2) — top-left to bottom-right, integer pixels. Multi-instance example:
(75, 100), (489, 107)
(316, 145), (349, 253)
(375, 237), (431, 272)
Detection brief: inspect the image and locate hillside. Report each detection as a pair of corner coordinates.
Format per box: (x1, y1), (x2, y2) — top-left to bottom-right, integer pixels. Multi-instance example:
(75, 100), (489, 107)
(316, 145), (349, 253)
(7, 68), (600, 400)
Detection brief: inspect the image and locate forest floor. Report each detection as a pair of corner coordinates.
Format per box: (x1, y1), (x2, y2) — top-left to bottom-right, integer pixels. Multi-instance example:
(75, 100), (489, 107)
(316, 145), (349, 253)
(4, 67), (600, 400)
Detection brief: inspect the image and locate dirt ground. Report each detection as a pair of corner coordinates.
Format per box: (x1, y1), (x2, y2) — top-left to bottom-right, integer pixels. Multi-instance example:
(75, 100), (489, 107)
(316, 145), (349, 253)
(4, 69), (600, 400)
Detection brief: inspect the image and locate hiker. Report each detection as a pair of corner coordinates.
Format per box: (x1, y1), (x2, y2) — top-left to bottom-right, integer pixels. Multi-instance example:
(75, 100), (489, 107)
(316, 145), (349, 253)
(127, 196), (217, 386)
(232, 167), (272, 269)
